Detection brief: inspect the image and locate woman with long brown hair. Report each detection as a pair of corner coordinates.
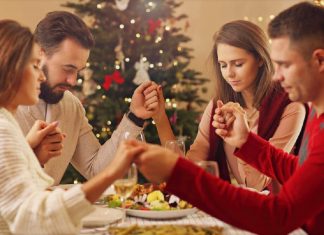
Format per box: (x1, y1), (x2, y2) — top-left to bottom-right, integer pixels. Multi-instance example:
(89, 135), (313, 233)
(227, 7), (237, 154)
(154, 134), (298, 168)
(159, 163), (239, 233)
(153, 20), (306, 192)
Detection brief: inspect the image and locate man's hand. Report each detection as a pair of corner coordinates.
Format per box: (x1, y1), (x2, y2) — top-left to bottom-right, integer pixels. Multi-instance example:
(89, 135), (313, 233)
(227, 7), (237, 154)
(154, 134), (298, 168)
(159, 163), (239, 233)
(26, 120), (66, 166)
(212, 101), (250, 148)
(130, 81), (159, 119)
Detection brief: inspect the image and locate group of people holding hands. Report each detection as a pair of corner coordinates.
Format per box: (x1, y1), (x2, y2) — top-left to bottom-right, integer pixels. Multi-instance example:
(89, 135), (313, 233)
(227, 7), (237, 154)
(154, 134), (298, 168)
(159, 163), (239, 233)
(0, 1), (323, 234)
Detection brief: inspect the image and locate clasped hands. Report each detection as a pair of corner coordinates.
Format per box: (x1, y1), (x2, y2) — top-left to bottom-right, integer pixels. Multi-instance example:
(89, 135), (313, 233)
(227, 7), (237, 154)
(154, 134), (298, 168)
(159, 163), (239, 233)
(26, 120), (66, 166)
(212, 100), (250, 148)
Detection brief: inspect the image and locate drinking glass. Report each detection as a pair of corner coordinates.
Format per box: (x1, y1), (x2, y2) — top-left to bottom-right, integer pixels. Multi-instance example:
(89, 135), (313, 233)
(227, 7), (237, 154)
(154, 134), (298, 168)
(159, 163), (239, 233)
(123, 130), (146, 142)
(165, 139), (186, 157)
(113, 163), (137, 205)
(195, 160), (219, 176)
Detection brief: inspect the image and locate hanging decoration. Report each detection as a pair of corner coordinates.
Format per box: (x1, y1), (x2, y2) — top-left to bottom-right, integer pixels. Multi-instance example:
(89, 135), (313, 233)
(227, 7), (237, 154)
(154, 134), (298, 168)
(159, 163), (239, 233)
(147, 18), (161, 35)
(80, 68), (97, 96)
(114, 37), (125, 72)
(103, 70), (125, 91)
(133, 55), (150, 85)
(169, 111), (178, 125)
(115, 0), (130, 11)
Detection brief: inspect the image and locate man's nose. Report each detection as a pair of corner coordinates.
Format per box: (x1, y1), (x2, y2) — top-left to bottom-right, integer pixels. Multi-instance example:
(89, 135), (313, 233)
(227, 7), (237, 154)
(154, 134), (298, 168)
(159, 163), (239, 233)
(66, 74), (77, 86)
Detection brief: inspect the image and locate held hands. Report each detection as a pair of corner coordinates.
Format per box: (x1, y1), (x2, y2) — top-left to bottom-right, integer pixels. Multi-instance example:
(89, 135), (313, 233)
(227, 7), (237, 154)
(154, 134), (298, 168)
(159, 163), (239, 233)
(26, 120), (66, 166)
(107, 140), (147, 178)
(130, 81), (159, 119)
(135, 144), (179, 183)
(212, 100), (250, 148)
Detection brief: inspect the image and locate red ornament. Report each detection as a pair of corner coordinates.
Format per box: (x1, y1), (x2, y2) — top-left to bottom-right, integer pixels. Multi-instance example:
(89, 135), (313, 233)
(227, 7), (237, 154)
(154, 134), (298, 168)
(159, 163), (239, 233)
(103, 70), (125, 91)
(147, 19), (161, 35)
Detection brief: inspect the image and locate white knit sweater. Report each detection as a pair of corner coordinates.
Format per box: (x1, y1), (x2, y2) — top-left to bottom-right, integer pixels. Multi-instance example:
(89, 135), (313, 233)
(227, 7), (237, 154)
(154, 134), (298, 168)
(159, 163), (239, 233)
(0, 108), (94, 235)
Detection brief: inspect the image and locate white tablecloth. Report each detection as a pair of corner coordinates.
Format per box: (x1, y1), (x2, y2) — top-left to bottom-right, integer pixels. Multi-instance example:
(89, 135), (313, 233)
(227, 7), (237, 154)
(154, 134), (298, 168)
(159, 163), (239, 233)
(80, 209), (307, 235)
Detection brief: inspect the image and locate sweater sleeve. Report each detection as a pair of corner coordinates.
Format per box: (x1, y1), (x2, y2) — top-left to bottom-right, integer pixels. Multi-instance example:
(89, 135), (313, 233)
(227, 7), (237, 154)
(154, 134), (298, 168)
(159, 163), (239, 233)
(166, 154), (324, 235)
(186, 100), (213, 161)
(235, 133), (298, 183)
(70, 95), (142, 179)
(0, 126), (93, 235)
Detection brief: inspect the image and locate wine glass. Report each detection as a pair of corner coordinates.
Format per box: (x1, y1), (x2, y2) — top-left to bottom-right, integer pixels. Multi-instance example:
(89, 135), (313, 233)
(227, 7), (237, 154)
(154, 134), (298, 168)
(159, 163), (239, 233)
(195, 160), (219, 176)
(165, 139), (186, 157)
(113, 163), (137, 206)
(123, 130), (146, 142)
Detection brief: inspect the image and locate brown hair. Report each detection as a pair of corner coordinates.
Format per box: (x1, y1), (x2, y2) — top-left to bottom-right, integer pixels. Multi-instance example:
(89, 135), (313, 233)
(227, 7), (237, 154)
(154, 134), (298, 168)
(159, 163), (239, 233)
(211, 20), (274, 108)
(268, 2), (324, 59)
(0, 20), (34, 106)
(35, 11), (95, 56)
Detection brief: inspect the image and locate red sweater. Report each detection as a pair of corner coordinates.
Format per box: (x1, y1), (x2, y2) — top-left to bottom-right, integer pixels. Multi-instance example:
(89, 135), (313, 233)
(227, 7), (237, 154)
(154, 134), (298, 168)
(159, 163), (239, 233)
(166, 109), (324, 235)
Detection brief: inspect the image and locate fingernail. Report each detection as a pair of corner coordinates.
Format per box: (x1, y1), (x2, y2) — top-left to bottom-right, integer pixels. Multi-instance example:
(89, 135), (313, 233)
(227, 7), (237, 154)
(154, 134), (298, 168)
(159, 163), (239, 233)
(52, 121), (59, 126)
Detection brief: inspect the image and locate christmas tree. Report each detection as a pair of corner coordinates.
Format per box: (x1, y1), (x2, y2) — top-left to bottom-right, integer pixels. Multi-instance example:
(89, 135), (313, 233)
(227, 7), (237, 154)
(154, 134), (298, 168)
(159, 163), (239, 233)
(61, 0), (208, 183)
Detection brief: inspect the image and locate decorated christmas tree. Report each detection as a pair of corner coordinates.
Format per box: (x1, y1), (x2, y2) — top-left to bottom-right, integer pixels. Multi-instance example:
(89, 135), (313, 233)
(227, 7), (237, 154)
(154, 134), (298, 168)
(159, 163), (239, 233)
(61, 0), (209, 183)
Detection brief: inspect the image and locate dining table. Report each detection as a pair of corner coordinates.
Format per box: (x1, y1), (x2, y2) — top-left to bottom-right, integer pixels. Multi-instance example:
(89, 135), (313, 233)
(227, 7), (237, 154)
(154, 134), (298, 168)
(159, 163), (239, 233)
(79, 205), (307, 235)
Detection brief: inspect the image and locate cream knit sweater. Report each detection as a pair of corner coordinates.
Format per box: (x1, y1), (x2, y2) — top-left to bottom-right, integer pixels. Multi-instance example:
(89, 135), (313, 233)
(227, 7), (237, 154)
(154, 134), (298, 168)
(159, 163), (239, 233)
(0, 108), (93, 235)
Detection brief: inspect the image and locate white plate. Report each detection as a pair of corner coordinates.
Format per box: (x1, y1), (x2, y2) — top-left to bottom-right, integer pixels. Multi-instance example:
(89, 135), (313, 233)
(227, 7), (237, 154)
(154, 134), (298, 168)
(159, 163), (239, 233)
(125, 207), (198, 219)
(82, 206), (124, 227)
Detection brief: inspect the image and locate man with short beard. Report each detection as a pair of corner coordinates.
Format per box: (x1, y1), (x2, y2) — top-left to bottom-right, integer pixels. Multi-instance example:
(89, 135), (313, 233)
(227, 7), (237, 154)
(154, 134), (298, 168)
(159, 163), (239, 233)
(15, 11), (160, 185)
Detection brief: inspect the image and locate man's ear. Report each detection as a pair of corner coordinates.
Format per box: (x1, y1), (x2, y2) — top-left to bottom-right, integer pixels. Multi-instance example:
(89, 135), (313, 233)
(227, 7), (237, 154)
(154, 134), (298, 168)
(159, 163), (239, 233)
(313, 49), (324, 73)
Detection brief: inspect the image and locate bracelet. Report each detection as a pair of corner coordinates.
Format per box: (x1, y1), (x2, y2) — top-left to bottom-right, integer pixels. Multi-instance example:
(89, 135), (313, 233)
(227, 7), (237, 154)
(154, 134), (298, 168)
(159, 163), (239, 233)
(127, 111), (145, 127)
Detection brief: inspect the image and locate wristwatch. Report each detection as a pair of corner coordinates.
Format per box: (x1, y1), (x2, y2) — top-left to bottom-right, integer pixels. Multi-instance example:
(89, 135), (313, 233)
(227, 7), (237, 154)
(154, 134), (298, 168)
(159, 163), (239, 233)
(127, 111), (145, 127)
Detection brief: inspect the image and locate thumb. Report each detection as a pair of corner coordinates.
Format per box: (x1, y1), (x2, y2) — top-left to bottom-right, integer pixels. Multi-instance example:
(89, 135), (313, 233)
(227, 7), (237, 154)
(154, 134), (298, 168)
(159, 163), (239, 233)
(217, 100), (224, 109)
(39, 121), (59, 138)
(136, 81), (152, 94)
(157, 85), (165, 101)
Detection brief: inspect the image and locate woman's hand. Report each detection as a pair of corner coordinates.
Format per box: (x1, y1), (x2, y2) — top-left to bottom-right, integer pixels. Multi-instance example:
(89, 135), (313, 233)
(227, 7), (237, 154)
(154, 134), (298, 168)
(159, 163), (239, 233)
(212, 101), (250, 148)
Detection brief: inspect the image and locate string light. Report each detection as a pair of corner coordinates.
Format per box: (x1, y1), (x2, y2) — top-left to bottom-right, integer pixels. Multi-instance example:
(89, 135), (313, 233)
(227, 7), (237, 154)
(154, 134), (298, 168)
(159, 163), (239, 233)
(115, 64), (120, 69)
(159, 49), (163, 54)
(101, 95), (106, 99)
(77, 79), (83, 85)
(86, 62), (90, 67)
(165, 25), (171, 31)
(97, 3), (103, 9)
(130, 19), (135, 24)
(96, 134), (100, 138)
(269, 15), (275, 20)
(146, 9), (151, 13)
(142, 57), (148, 62)
(173, 61), (178, 66)
(96, 85), (101, 90)
(155, 36), (162, 43)
(149, 64), (154, 68)
(257, 16), (263, 22)
(107, 120), (112, 125)
(136, 33), (141, 38)
(243, 16), (249, 21)
(119, 24), (125, 29)
(157, 62), (163, 67)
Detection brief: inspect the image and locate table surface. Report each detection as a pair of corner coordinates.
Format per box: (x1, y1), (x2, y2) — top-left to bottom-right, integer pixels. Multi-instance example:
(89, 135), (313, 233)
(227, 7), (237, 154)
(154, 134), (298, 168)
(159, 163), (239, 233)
(80, 208), (307, 235)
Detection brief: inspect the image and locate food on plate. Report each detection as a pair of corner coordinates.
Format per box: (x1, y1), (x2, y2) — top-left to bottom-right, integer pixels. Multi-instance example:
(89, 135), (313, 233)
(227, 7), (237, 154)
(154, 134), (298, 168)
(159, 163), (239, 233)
(105, 183), (193, 211)
(108, 224), (223, 235)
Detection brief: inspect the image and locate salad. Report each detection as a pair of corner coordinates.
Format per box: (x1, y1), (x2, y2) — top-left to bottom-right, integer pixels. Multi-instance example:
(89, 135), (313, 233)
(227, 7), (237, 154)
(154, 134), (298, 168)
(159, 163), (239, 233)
(105, 183), (193, 211)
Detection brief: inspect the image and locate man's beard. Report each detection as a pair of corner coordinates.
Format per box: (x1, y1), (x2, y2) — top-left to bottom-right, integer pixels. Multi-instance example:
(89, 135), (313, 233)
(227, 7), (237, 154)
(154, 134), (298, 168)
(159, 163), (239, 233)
(39, 64), (72, 104)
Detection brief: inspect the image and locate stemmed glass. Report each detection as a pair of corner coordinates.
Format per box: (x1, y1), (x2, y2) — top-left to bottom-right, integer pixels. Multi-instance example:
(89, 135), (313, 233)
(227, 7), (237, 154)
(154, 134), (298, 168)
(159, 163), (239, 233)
(195, 160), (219, 176)
(113, 163), (138, 206)
(123, 130), (146, 142)
(165, 139), (186, 157)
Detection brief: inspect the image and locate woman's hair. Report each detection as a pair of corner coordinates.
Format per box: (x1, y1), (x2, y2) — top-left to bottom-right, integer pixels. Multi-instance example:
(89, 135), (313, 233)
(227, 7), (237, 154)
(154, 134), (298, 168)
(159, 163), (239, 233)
(211, 20), (274, 108)
(0, 20), (34, 106)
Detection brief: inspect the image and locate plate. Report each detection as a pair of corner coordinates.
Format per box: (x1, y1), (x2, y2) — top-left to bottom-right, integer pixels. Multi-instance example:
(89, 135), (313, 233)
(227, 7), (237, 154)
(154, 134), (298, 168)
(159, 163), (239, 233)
(82, 206), (125, 227)
(125, 207), (198, 219)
